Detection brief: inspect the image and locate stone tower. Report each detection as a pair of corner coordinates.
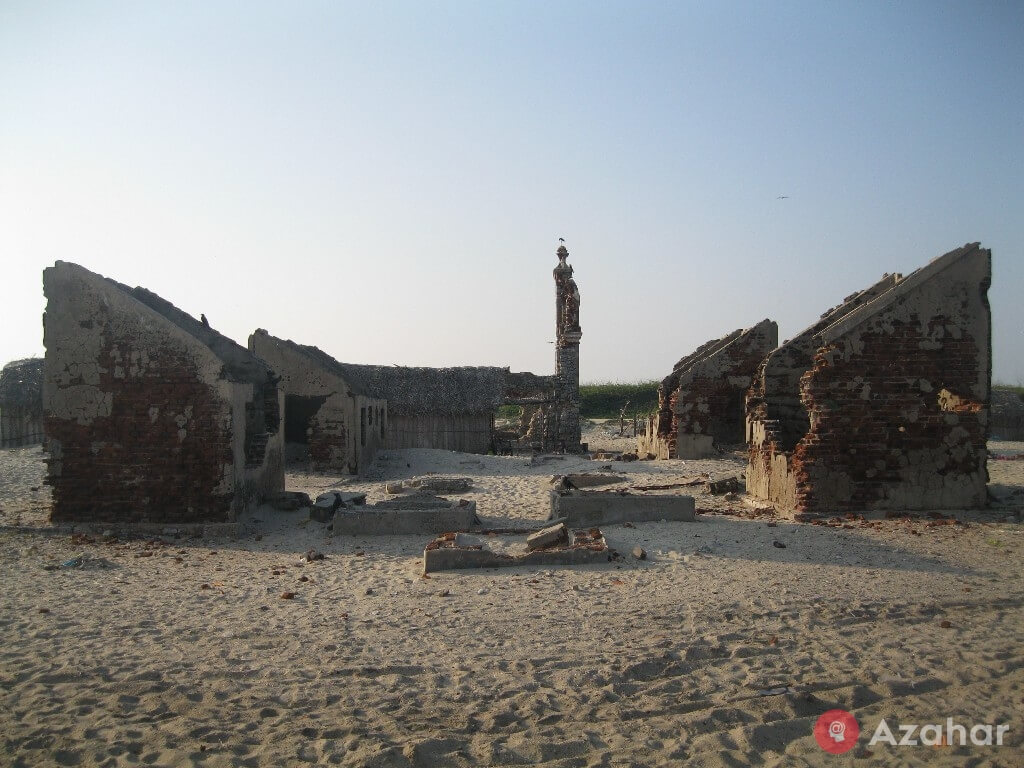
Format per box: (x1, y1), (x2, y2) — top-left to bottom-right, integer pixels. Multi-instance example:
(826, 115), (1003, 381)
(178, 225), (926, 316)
(552, 242), (582, 449)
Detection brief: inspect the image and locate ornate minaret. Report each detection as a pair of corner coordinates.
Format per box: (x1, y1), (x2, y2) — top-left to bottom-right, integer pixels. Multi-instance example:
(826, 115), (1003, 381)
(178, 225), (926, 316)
(553, 242), (582, 449)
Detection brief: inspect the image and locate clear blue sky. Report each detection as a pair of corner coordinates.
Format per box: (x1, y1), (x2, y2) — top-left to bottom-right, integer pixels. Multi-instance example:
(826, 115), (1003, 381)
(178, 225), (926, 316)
(2, 1), (1021, 383)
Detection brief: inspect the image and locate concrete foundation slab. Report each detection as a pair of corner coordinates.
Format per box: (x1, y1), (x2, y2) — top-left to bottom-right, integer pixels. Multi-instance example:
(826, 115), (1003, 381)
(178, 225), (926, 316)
(551, 473), (627, 489)
(319, 499), (478, 535)
(423, 528), (608, 573)
(549, 491), (696, 527)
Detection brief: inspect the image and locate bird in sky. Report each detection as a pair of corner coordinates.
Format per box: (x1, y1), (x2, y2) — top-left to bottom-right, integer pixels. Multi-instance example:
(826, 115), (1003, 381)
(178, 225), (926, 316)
(777, 195), (790, 200)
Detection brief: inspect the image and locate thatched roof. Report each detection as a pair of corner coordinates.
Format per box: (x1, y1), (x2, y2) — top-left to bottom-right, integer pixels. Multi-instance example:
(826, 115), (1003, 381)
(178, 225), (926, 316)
(0, 358), (43, 410)
(251, 330), (512, 416)
(336, 362), (511, 416)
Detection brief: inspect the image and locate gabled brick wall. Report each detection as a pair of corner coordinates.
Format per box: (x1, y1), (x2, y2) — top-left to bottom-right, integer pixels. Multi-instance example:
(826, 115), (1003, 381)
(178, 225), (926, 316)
(43, 262), (284, 524)
(640, 321), (777, 459)
(747, 244), (991, 515)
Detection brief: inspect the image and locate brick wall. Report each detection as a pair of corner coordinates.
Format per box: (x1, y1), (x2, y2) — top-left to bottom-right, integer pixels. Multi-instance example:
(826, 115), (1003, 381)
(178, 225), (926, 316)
(44, 262), (284, 524)
(746, 244), (990, 515)
(792, 318), (988, 512)
(47, 338), (236, 524)
(645, 321), (776, 459)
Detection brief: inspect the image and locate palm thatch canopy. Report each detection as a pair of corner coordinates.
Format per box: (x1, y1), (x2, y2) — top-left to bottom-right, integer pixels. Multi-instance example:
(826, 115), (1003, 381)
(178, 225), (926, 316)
(251, 330), (514, 416)
(335, 362), (512, 416)
(0, 358), (43, 410)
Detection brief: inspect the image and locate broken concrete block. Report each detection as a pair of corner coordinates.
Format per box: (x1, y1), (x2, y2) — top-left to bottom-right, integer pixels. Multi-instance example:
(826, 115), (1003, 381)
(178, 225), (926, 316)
(550, 473), (626, 489)
(267, 491), (311, 511)
(385, 482), (405, 494)
(328, 499), (478, 535)
(550, 490), (695, 527)
(526, 523), (568, 551)
(336, 491), (367, 506)
(313, 490), (367, 510)
(423, 528), (608, 573)
(406, 476), (473, 494)
(309, 501), (335, 523)
(706, 477), (741, 495)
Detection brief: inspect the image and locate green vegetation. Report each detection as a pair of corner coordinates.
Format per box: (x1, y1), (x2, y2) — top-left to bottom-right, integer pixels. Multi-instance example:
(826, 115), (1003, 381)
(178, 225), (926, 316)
(495, 404), (521, 421)
(579, 381), (660, 419)
(993, 382), (1024, 400)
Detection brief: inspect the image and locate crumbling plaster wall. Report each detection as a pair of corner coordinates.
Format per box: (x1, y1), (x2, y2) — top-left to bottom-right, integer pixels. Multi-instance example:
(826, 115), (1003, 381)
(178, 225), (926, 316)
(748, 244), (991, 515)
(639, 332), (744, 459)
(504, 371), (566, 451)
(249, 330), (385, 474)
(639, 323), (776, 459)
(747, 275), (902, 454)
(672, 319), (778, 458)
(43, 262), (283, 523)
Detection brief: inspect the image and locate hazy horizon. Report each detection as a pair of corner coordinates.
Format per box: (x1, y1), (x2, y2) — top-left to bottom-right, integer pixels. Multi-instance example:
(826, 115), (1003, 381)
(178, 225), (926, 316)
(2, 2), (1021, 384)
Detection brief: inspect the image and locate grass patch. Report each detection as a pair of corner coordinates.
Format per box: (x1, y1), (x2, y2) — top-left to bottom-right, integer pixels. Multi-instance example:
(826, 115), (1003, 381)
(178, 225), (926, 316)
(994, 383), (1024, 400)
(496, 404), (521, 421)
(579, 381), (660, 419)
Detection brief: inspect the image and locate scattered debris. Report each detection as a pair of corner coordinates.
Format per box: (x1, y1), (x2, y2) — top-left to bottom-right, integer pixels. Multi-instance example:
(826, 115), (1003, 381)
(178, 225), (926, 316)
(551, 473), (625, 489)
(630, 478), (705, 492)
(526, 522), (569, 552)
(391, 477), (473, 495)
(706, 476), (741, 495)
(423, 528), (609, 573)
(267, 491), (312, 511)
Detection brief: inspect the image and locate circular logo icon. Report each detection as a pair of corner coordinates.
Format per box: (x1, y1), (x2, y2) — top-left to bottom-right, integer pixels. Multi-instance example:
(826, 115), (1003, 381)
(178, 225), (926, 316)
(814, 709), (859, 754)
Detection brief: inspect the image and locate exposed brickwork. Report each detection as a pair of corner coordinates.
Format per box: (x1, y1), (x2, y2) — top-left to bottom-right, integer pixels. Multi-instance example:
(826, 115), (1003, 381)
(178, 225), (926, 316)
(746, 244), (991, 515)
(47, 341), (235, 523)
(249, 330), (385, 475)
(640, 321), (777, 459)
(307, 407), (348, 472)
(792, 320), (987, 512)
(44, 262), (284, 524)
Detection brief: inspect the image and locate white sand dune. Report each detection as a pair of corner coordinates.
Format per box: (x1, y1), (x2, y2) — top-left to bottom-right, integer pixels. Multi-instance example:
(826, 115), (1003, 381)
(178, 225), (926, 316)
(0, 428), (1021, 766)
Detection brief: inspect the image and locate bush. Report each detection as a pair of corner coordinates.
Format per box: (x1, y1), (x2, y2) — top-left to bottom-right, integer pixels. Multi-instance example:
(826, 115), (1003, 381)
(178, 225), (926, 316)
(579, 381), (659, 419)
(993, 383), (1024, 402)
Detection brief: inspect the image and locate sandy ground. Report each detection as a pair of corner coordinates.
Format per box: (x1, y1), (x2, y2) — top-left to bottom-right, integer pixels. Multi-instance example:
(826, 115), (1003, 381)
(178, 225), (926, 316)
(0, 423), (1022, 767)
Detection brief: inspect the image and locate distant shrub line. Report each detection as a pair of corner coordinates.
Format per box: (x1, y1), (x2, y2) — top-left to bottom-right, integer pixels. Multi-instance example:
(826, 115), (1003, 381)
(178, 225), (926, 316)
(579, 381), (660, 419)
(504, 382), (1021, 423)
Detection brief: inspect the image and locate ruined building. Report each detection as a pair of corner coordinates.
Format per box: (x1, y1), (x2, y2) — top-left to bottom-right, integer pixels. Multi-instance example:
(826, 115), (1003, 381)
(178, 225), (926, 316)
(639, 319), (778, 459)
(251, 329), (509, 469)
(43, 262), (284, 523)
(251, 242), (584, 471)
(251, 329), (578, 471)
(0, 358), (44, 448)
(246, 332), (387, 473)
(746, 243), (991, 515)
